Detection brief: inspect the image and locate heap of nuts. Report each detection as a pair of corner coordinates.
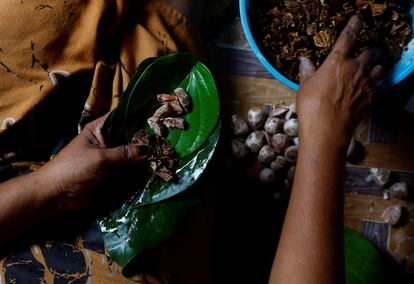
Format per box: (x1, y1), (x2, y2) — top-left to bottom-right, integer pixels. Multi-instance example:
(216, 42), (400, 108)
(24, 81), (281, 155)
(147, 87), (192, 136)
(230, 104), (298, 187)
(365, 167), (411, 226)
(130, 88), (192, 188)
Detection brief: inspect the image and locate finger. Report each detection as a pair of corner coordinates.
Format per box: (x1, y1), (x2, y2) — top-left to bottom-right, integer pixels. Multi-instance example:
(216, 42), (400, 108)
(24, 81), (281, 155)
(356, 48), (383, 71)
(83, 112), (112, 148)
(369, 65), (383, 82)
(103, 144), (149, 168)
(298, 56), (316, 84)
(331, 15), (362, 58)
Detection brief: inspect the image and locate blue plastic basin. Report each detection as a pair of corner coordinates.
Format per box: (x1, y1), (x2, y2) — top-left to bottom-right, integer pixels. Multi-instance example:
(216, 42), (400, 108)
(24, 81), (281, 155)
(240, 0), (414, 91)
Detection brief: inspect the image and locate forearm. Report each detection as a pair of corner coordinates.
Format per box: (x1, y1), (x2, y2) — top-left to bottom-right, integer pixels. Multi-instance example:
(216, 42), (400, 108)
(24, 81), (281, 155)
(0, 170), (61, 245)
(269, 136), (347, 284)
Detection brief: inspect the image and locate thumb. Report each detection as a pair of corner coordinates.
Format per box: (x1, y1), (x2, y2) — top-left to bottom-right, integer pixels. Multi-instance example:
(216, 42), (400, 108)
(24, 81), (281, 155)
(103, 144), (149, 168)
(298, 56), (316, 85)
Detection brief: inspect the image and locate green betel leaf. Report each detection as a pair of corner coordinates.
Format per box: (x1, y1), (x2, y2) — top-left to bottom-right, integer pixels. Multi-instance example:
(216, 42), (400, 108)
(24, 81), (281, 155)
(133, 123), (221, 207)
(99, 124), (220, 269)
(99, 53), (221, 269)
(103, 53), (220, 157)
(167, 62), (220, 156)
(344, 227), (385, 284)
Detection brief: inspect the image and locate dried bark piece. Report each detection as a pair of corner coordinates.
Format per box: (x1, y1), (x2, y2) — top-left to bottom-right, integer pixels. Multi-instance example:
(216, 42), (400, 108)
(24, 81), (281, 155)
(252, 0), (413, 83)
(131, 129), (150, 146)
(155, 166), (175, 182)
(133, 130), (178, 188)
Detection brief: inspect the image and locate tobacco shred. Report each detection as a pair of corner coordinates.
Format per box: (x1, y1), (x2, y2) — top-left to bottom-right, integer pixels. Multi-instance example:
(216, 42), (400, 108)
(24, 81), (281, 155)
(251, 0), (413, 82)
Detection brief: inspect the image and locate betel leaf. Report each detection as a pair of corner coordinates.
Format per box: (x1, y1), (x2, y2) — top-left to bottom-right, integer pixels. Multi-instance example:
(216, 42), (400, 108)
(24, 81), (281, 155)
(99, 54), (221, 268)
(133, 123), (221, 207)
(344, 227), (385, 284)
(99, 124), (220, 269)
(167, 62), (220, 156)
(102, 53), (220, 158)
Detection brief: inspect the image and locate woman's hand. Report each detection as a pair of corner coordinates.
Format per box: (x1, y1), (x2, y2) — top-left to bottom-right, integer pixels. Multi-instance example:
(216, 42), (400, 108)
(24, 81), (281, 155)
(297, 15), (383, 150)
(0, 114), (148, 244)
(270, 15), (384, 284)
(37, 114), (149, 212)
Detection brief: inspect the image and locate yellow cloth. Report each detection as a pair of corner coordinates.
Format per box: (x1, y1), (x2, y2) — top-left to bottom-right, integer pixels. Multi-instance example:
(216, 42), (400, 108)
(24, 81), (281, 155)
(0, 0), (206, 283)
(0, 0), (203, 158)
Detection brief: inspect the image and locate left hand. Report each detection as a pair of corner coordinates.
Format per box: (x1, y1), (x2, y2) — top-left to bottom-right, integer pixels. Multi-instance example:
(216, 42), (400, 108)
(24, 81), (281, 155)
(37, 114), (149, 212)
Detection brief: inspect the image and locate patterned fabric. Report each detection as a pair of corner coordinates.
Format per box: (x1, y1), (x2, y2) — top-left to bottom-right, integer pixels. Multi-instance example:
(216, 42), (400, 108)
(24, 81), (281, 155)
(0, 0), (203, 282)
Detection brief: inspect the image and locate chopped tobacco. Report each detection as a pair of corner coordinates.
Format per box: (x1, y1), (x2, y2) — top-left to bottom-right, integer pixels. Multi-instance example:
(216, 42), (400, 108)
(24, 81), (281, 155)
(131, 130), (178, 188)
(251, 0), (413, 82)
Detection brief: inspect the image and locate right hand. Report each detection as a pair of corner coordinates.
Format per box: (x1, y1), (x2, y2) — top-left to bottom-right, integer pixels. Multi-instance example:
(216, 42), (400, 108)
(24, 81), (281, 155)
(297, 15), (383, 149)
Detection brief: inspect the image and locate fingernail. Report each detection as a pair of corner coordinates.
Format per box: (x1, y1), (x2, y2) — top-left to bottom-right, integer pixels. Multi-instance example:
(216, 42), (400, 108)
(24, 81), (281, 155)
(138, 145), (149, 156)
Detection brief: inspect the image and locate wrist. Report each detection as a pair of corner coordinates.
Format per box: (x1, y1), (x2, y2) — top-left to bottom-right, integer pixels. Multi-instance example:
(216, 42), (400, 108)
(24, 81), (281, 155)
(299, 124), (351, 153)
(29, 170), (64, 216)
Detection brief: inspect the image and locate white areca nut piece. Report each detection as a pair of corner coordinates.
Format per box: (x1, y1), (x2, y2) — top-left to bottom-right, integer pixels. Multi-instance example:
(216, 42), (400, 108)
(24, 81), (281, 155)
(245, 131), (266, 153)
(247, 108), (265, 130)
(231, 139), (248, 160)
(264, 117), (283, 135)
(285, 145), (299, 164)
(230, 115), (249, 137)
(271, 133), (290, 154)
(366, 168), (391, 187)
(293, 137), (299, 146)
(259, 168), (276, 184)
(389, 182), (408, 199)
(258, 145), (276, 164)
(284, 119), (298, 137)
(285, 103), (297, 120)
(271, 156), (287, 171)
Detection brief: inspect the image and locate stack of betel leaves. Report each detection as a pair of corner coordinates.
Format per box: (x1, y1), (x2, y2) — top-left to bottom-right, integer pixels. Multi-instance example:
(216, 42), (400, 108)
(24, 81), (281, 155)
(251, 0), (413, 82)
(99, 53), (220, 269)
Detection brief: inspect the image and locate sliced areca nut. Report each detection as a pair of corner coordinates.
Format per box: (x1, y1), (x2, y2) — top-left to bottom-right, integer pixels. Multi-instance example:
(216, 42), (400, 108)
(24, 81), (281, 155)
(162, 117), (185, 129)
(153, 103), (172, 118)
(270, 106), (289, 118)
(157, 94), (178, 103)
(174, 87), (192, 113)
(147, 116), (166, 136)
(169, 101), (184, 115)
